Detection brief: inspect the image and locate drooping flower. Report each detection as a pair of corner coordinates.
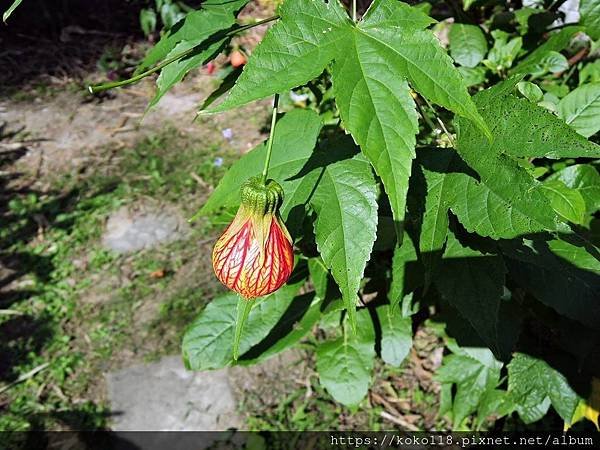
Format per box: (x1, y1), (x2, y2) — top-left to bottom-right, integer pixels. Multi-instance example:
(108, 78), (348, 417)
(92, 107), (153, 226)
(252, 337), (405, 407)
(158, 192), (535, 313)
(212, 177), (294, 299)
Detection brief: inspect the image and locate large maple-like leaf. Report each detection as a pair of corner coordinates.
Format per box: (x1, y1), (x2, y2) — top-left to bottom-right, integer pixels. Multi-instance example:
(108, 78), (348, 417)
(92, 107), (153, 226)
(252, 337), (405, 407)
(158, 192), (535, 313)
(210, 0), (487, 228)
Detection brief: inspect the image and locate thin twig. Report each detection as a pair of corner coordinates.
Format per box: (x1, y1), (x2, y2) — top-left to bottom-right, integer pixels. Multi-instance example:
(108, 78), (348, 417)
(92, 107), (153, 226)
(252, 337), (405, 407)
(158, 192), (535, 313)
(0, 309), (24, 316)
(0, 362), (49, 395)
(372, 392), (420, 431)
(420, 96), (456, 147)
(380, 411), (420, 431)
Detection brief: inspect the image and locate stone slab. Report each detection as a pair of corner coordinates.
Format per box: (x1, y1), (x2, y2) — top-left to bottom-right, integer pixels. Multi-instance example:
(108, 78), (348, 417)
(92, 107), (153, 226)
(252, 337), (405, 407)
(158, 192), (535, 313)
(106, 356), (241, 432)
(102, 205), (188, 254)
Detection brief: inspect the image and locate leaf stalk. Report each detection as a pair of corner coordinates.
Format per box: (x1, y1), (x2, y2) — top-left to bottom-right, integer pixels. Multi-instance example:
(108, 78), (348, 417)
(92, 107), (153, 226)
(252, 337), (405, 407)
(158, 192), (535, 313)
(87, 15), (279, 94)
(261, 93), (280, 183)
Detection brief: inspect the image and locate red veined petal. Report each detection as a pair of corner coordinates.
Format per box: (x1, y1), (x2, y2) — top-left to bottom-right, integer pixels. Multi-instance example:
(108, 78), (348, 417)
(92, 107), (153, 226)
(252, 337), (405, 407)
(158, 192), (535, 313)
(212, 211), (293, 298)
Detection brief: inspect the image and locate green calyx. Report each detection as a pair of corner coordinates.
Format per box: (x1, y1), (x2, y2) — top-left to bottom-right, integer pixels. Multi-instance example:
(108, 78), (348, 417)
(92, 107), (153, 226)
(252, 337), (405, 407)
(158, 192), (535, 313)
(240, 176), (284, 216)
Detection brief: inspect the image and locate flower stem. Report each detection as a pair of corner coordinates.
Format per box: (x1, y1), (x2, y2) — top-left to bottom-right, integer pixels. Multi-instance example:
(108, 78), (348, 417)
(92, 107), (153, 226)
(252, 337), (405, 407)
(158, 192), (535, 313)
(233, 296), (253, 360)
(261, 93), (280, 184)
(87, 15), (279, 94)
(420, 95), (456, 147)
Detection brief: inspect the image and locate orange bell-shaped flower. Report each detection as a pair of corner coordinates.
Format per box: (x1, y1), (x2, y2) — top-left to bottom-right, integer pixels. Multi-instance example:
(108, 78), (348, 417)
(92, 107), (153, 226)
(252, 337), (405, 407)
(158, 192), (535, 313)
(212, 177), (294, 299)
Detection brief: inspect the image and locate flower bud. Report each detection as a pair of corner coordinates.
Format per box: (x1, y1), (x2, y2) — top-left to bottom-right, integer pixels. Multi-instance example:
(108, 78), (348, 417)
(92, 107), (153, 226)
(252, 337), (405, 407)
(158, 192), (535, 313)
(212, 177), (294, 299)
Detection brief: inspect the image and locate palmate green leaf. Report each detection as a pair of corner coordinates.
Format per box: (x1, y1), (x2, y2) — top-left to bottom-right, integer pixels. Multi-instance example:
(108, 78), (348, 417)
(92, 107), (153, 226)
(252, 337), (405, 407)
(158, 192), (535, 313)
(508, 353), (580, 424)
(476, 389), (514, 430)
(541, 180), (587, 225)
(483, 31), (522, 73)
(332, 39), (418, 229)
(436, 232), (521, 361)
(547, 164), (600, 214)
(336, 1), (488, 224)
(414, 145), (558, 241)
(511, 26), (582, 75)
(210, 0), (350, 112)
(198, 109), (323, 222)
(580, 0), (600, 40)
(558, 83), (600, 137)
(436, 348), (503, 428)
(413, 148), (468, 280)
(464, 91), (600, 159)
(149, 38), (227, 109)
(136, 0), (249, 108)
(547, 238), (600, 273)
(316, 308), (375, 406)
(377, 304), (412, 367)
(360, 0), (435, 30)
(450, 80), (600, 239)
(310, 147), (378, 330)
(449, 23), (488, 68)
(137, 0), (249, 74)
(449, 154), (559, 239)
(210, 0), (489, 224)
(182, 279), (303, 371)
(332, 0), (473, 225)
(355, 9), (490, 139)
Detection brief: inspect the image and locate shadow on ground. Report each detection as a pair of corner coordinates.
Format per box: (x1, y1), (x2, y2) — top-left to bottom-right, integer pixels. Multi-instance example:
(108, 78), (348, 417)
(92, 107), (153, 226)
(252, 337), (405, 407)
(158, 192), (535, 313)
(0, 123), (121, 430)
(1, 0), (171, 95)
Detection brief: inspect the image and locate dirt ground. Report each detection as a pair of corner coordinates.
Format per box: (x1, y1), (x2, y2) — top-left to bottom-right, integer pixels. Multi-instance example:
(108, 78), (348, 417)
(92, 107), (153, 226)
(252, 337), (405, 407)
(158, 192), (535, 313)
(1, 75), (269, 177)
(0, 2), (270, 428)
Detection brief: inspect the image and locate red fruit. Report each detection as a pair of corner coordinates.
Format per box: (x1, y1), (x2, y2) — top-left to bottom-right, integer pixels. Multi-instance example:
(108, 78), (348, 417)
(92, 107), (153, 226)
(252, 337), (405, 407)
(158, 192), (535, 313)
(230, 50), (247, 68)
(205, 61), (216, 75)
(212, 177), (294, 299)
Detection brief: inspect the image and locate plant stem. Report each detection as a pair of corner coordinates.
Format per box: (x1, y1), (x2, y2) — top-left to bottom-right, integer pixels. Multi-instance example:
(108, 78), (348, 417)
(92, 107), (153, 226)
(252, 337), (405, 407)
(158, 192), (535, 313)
(352, 0), (357, 22)
(88, 46), (196, 94)
(233, 296), (253, 360)
(261, 93), (280, 183)
(189, 92), (278, 224)
(415, 100), (438, 137)
(421, 95), (456, 147)
(87, 15), (279, 94)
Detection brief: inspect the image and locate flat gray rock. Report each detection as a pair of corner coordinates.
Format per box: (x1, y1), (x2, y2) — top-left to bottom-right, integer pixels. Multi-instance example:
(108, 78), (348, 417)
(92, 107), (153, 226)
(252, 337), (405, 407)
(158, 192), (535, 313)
(106, 356), (241, 431)
(103, 205), (188, 253)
